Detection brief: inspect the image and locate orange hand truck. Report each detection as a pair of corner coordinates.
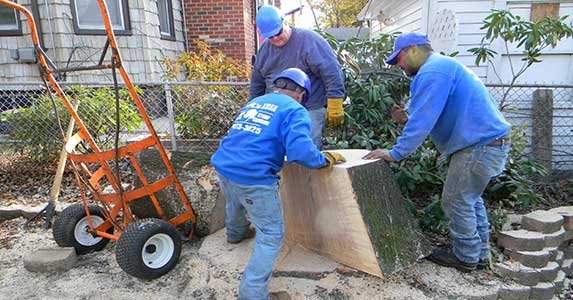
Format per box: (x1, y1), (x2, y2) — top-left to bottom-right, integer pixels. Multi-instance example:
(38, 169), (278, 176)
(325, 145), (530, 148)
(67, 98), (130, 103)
(0, 0), (196, 279)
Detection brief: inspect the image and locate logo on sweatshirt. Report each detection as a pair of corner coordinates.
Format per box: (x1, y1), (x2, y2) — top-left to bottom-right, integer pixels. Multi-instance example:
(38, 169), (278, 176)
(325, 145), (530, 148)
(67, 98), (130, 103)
(232, 102), (278, 135)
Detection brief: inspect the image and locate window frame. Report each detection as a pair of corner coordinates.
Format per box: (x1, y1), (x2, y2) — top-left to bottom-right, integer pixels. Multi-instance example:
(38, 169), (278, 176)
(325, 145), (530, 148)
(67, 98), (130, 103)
(70, 0), (131, 35)
(0, 2), (22, 36)
(157, 0), (175, 41)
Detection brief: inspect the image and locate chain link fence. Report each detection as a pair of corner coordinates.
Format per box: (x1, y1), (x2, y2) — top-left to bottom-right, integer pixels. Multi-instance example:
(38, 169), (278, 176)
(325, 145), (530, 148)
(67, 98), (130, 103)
(0, 82), (249, 158)
(487, 84), (573, 170)
(0, 82), (572, 170)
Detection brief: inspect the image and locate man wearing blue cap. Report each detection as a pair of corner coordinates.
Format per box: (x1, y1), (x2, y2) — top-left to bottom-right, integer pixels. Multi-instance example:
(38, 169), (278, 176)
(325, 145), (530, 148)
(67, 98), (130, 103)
(212, 68), (345, 299)
(363, 32), (511, 272)
(251, 5), (346, 149)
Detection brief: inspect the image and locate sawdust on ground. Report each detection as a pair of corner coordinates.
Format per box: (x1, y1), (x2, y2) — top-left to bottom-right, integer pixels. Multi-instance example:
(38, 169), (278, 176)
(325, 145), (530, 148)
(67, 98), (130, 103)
(0, 216), (525, 300)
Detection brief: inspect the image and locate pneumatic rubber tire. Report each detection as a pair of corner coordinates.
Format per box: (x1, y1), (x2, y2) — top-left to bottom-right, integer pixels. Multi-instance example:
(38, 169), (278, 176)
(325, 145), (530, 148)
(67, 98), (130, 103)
(52, 203), (113, 254)
(115, 218), (182, 279)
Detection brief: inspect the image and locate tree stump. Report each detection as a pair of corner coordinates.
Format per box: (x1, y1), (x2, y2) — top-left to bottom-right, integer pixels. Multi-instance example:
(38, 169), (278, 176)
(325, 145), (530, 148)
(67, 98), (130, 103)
(131, 149), (225, 237)
(279, 149), (430, 277)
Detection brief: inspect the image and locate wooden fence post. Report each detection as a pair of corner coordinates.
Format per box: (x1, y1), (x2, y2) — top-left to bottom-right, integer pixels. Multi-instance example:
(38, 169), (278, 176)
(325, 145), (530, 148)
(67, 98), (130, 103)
(532, 89), (553, 171)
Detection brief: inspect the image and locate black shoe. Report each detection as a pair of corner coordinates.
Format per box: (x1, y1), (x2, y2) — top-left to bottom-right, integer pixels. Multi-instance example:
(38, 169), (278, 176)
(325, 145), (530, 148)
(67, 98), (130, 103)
(426, 247), (477, 272)
(227, 227), (256, 244)
(476, 258), (489, 270)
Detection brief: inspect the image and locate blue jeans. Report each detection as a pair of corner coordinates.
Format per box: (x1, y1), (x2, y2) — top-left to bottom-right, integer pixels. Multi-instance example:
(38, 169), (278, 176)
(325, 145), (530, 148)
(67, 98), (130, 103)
(308, 107), (326, 149)
(218, 174), (284, 300)
(441, 144), (510, 264)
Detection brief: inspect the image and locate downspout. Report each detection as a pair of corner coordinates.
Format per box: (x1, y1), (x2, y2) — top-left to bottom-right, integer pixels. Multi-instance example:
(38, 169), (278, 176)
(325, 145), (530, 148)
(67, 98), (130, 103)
(180, 0), (190, 51)
(29, 0), (44, 50)
(253, 0), (259, 60)
(424, 0), (431, 33)
(42, 0), (58, 61)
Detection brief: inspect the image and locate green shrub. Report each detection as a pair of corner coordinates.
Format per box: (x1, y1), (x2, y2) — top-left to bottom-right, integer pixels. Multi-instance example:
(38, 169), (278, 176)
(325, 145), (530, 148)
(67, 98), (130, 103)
(6, 85), (143, 161)
(162, 41), (250, 139)
(174, 91), (246, 139)
(321, 32), (409, 151)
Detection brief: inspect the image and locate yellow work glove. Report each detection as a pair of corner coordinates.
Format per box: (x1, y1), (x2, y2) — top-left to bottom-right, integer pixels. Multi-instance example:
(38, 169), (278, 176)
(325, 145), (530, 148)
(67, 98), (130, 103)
(326, 98), (344, 127)
(322, 151), (346, 169)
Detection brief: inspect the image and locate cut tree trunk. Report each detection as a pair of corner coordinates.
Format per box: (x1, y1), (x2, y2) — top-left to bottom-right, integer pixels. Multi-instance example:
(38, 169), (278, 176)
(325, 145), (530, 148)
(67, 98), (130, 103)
(279, 149), (430, 277)
(131, 149), (225, 237)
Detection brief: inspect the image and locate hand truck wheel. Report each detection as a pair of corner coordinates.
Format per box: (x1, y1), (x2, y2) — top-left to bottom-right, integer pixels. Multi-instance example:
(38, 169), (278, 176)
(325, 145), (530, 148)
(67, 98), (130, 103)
(52, 203), (113, 254)
(115, 218), (182, 279)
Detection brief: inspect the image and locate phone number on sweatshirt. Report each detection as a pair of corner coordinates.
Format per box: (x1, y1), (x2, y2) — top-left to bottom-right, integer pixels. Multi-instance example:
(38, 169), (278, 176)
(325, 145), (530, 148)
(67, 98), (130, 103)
(232, 123), (262, 134)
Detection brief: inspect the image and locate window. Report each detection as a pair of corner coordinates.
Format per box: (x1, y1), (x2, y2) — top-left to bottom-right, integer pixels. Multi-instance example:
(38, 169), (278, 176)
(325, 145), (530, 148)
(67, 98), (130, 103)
(259, 0), (278, 6)
(530, 3), (560, 22)
(71, 0), (131, 35)
(0, 4), (21, 36)
(157, 0), (175, 40)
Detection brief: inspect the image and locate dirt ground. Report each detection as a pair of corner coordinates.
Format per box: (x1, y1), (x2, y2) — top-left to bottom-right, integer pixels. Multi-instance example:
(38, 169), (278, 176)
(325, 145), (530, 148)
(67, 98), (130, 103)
(0, 214), (512, 300)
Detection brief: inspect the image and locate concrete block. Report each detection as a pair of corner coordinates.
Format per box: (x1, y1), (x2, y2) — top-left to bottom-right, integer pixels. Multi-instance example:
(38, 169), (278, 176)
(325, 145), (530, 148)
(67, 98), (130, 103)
(497, 283), (530, 300)
(545, 228), (566, 248)
(561, 259), (573, 275)
(546, 247), (559, 261)
(564, 230), (573, 242)
(522, 210), (564, 233)
(507, 214), (523, 226)
(23, 248), (77, 273)
(538, 261), (560, 282)
(498, 230), (545, 252)
(530, 282), (555, 300)
(502, 214), (523, 231)
(504, 248), (550, 268)
(555, 251), (564, 266)
(495, 261), (540, 286)
(548, 206), (573, 231)
(553, 270), (566, 291)
(561, 246), (573, 259)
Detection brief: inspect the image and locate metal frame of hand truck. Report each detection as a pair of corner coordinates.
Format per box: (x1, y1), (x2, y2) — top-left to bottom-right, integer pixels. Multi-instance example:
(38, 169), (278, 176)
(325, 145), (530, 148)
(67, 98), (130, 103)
(0, 0), (196, 255)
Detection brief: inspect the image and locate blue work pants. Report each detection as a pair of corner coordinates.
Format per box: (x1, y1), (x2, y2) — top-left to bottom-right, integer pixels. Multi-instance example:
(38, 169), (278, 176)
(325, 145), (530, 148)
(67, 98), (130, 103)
(441, 144), (510, 263)
(218, 174), (284, 300)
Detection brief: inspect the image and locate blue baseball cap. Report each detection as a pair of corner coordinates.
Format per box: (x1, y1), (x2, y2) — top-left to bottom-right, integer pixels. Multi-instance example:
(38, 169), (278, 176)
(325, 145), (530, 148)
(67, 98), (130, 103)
(386, 32), (431, 65)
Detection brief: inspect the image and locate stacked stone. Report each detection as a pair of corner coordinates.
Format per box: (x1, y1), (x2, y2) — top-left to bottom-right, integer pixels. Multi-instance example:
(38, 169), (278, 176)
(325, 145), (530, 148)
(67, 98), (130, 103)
(496, 207), (573, 300)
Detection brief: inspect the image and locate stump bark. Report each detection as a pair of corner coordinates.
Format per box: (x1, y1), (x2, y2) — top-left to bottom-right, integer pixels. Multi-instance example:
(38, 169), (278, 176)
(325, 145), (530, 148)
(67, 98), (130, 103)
(279, 149), (430, 277)
(131, 149), (225, 237)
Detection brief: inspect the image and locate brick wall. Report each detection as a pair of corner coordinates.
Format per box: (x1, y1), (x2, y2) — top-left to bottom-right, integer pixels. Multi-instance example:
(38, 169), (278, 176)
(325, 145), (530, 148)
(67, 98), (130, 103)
(184, 0), (256, 63)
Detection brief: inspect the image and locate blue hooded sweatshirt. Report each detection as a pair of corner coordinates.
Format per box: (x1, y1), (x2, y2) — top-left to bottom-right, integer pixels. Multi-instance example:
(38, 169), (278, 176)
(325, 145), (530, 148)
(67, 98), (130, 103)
(249, 27), (345, 110)
(390, 54), (511, 161)
(211, 91), (327, 185)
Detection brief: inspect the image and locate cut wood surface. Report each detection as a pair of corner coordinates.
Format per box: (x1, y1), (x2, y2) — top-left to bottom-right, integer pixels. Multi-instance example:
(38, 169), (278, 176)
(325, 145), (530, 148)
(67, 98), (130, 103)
(279, 149), (430, 277)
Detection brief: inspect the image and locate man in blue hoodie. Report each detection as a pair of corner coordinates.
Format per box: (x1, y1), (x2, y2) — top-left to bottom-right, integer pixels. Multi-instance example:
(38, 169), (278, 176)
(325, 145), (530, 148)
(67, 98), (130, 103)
(363, 33), (511, 272)
(251, 5), (346, 149)
(211, 68), (345, 300)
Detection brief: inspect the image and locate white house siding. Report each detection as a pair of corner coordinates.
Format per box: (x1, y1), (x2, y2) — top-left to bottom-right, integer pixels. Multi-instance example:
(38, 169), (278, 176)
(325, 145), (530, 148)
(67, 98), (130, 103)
(365, 0), (424, 37)
(426, 0), (495, 81)
(364, 0), (494, 80)
(490, 1), (573, 84)
(0, 0), (185, 83)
